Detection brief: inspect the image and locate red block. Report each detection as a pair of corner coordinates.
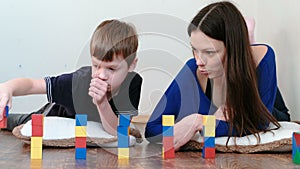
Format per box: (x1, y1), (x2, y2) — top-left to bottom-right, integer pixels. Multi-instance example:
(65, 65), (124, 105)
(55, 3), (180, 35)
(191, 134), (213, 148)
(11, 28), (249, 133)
(32, 125), (43, 136)
(31, 114), (43, 126)
(294, 133), (300, 147)
(203, 147), (215, 158)
(0, 117), (7, 128)
(75, 137), (87, 148)
(164, 147), (175, 159)
(163, 136), (174, 151)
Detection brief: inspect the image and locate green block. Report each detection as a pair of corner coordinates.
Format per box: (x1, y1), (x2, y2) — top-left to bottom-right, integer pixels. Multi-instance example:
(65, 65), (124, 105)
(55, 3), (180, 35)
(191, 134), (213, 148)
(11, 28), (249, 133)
(293, 149), (300, 164)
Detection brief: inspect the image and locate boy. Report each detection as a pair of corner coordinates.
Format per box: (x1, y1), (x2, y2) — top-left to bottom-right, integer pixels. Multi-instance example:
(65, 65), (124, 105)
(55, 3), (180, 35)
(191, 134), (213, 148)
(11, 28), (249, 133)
(0, 19), (142, 136)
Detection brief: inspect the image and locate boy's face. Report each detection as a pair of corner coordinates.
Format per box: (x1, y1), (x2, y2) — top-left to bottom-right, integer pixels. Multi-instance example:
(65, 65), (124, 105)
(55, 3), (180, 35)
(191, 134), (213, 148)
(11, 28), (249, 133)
(91, 54), (135, 95)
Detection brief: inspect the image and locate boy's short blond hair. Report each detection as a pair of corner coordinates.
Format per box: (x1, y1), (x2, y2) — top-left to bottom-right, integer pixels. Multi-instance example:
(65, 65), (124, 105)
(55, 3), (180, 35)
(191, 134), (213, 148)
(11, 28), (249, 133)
(90, 19), (138, 65)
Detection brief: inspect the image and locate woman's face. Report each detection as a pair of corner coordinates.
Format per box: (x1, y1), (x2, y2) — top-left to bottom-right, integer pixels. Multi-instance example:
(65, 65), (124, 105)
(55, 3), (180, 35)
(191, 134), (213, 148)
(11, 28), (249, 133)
(190, 30), (226, 79)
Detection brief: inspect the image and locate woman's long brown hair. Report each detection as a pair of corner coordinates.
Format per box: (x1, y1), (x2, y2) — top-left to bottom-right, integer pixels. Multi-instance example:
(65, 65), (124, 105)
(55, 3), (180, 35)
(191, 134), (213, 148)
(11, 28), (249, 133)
(187, 1), (280, 144)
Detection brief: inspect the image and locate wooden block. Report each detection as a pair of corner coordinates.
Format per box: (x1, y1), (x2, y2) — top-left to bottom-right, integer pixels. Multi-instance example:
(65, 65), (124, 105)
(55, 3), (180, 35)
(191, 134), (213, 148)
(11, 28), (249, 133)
(75, 126), (87, 137)
(31, 114), (44, 126)
(0, 117), (7, 128)
(31, 147), (42, 159)
(118, 148), (129, 159)
(31, 137), (43, 148)
(118, 158), (129, 166)
(203, 115), (216, 126)
(30, 159), (42, 168)
(203, 126), (215, 137)
(75, 137), (86, 148)
(117, 126), (129, 136)
(163, 147), (175, 159)
(3, 106), (9, 117)
(32, 125), (43, 137)
(293, 148), (300, 164)
(118, 133), (129, 148)
(162, 126), (174, 137)
(293, 132), (300, 147)
(203, 137), (215, 147)
(76, 114), (87, 126)
(118, 114), (131, 127)
(202, 147), (215, 158)
(163, 136), (174, 151)
(75, 148), (86, 159)
(162, 115), (174, 126)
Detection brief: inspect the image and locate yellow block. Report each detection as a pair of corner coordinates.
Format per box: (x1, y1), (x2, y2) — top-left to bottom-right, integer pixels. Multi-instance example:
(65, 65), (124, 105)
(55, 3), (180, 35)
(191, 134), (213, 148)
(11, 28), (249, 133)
(203, 115), (216, 126)
(30, 159), (42, 169)
(118, 159), (129, 167)
(31, 147), (42, 159)
(118, 148), (129, 159)
(162, 147), (164, 158)
(203, 126), (215, 137)
(75, 126), (87, 137)
(31, 137), (43, 148)
(162, 115), (174, 126)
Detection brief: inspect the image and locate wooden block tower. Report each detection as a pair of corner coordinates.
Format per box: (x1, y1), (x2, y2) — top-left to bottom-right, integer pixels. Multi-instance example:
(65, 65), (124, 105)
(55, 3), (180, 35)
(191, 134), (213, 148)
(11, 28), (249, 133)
(293, 132), (300, 164)
(202, 115), (216, 158)
(0, 106), (9, 128)
(31, 114), (44, 159)
(117, 114), (131, 159)
(75, 114), (87, 159)
(162, 115), (175, 159)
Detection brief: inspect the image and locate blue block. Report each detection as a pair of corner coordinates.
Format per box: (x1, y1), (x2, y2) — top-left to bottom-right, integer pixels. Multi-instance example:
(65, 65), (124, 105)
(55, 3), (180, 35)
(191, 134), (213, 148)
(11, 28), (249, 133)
(118, 126), (129, 136)
(76, 114), (87, 126)
(118, 126), (129, 148)
(292, 136), (300, 158)
(75, 148), (86, 159)
(5, 106), (9, 117)
(203, 137), (215, 147)
(162, 126), (174, 137)
(118, 135), (129, 148)
(119, 114), (130, 127)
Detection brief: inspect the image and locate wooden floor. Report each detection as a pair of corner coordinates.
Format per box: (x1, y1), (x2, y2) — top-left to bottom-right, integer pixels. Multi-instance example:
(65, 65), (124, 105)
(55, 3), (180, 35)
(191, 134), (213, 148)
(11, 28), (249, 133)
(0, 130), (298, 169)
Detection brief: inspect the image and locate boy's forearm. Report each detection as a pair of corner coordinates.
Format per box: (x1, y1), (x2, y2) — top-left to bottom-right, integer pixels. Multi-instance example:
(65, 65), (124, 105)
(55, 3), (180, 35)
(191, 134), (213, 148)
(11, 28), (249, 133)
(4, 78), (46, 96)
(96, 100), (118, 136)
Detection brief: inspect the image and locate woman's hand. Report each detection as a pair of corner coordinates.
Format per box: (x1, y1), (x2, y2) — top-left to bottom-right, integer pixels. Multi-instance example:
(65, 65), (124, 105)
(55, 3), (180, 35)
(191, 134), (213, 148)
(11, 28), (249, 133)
(0, 84), (12, 120)
(174, 114), (203, 150)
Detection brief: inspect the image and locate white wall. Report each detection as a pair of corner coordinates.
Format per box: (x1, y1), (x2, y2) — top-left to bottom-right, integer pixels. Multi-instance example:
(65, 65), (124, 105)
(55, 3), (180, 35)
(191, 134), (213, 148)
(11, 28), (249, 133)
(0, 0), (299, 120)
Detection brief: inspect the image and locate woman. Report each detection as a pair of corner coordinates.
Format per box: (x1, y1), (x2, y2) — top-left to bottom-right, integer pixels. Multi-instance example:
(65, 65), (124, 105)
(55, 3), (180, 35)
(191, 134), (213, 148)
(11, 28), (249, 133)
(145, 1), (281, 150)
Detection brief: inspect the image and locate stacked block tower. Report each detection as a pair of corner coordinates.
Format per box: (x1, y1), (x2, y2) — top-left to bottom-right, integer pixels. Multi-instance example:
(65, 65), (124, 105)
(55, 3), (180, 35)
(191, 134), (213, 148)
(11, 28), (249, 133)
(31, 114), (44, 159)
(75, 114), (87, 159)
(162, 115), (175, 159)
(0, 106), (9, 128)
(117, 114), (131, 159)
(202, 115), (216, 158)
(292, 132), (300, 164)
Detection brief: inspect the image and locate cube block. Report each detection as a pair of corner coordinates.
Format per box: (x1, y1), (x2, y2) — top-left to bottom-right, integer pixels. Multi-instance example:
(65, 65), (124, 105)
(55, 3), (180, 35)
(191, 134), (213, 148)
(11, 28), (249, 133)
(203, 115), (216, 126)
(75, 148), (87, 159)
(32, 126), (43, 137)
(75, 126), (87, 137)
(162, 115), (174, 126)
(162, 126), (174, 137)
(31, 114), (44, 126)
(163, 136), (174, 151)
(118, 114), (131, 127)
(31, 147), (42, 159)
(76, 114), (87, 126)
(202, 147), (215, 158)
(118, 148), (129, 159)
(75, 137), (86, 148)
(203, 126), (215, 137)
